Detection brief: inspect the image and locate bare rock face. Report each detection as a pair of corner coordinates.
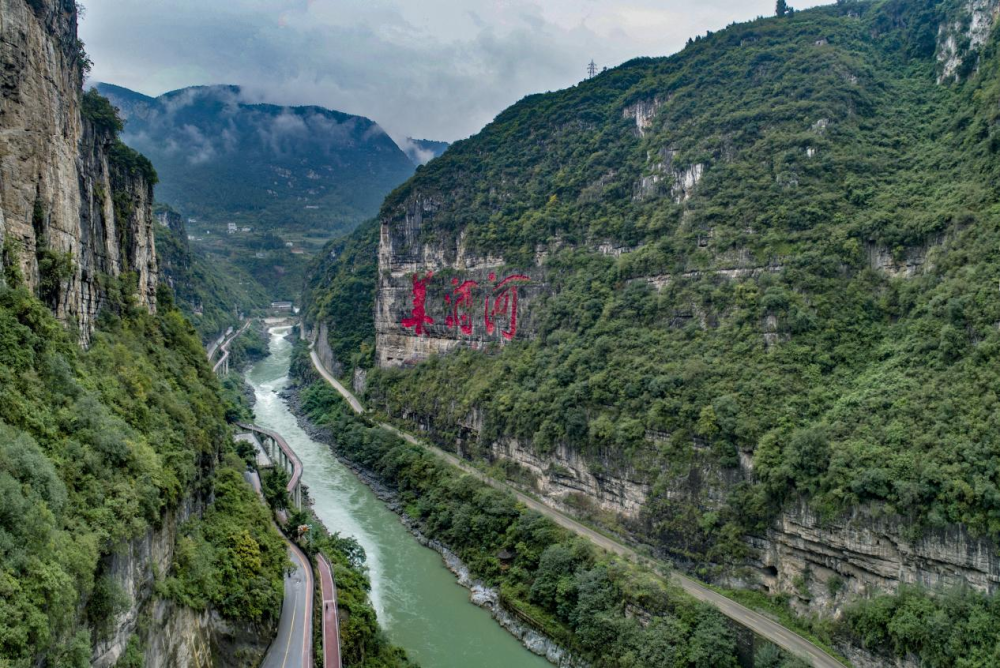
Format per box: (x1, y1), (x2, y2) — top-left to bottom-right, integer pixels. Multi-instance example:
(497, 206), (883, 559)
(488, 436), (650, 519)
(376, 194), (546, 367)
(748, 501), (1000, 618)
(866, 240), (934, 278)
(0, 0), (157, 344)
(90, 494), (270, 668)
(622, 96), (664, 137)
(313, 321), (343, 377)
(91, 497), (203, 667)
(937, 0), (1000, 83)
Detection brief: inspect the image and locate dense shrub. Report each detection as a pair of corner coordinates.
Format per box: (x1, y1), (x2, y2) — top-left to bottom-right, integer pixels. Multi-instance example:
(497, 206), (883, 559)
(297, 377), (744, 667)
(0, 285), (229, 664)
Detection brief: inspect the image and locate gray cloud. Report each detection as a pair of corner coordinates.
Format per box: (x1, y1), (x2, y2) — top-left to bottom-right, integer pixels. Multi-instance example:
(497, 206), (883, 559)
(80, 0), (825, 143)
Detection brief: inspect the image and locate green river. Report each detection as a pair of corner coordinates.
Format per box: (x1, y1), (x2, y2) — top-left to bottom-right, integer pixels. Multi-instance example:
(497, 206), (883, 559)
(246, 327), (552, 668)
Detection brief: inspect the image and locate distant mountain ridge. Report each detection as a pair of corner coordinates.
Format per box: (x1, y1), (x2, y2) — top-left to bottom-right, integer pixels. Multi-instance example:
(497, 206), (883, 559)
(93, 83), (418, 236)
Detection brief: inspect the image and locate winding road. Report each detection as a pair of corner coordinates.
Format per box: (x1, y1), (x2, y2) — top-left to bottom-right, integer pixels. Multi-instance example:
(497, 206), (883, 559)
(308, 347), (844, 668)
(211, 320), (252, 374)
(233, 337), (343, 668)
(242, 463), (315, 668)
(262, 540), (314, 668)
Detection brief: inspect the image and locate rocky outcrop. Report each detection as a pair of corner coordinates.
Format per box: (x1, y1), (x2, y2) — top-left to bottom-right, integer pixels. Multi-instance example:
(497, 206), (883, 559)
(376, 196), (546, 367)
(89, 491), (271, 668)
(622, 97), (664, 137)
(0, 0), (157, 344)
(146, 599), (270, 668)
(145, 601), (215, 668)
(313, 321), (343, 378)
(937, 0), (1000, 83)
(750, 501), (1000, 617)
(634, 145), (704, 202)
(485, 436), (649, 520)
(866, 240), (934, 278)
(92, 497), (203, 667)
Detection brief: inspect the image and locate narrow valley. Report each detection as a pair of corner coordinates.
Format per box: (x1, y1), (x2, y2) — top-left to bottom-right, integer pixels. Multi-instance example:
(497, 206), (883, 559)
(245, 328), (553, 668)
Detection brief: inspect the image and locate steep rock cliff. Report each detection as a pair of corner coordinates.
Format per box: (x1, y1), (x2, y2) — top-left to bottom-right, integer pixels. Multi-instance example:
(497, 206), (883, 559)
(376, 195), (547, 366)
(0, 0), (156, 343)
(359, 0), (1000, 641)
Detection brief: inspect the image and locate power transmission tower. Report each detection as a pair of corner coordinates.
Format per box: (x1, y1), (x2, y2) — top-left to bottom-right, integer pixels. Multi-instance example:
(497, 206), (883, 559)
(587, 60), (597, 79)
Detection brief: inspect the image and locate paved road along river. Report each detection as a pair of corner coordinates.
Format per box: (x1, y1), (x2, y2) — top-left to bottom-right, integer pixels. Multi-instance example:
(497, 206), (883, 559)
(246, 328), (551, 668)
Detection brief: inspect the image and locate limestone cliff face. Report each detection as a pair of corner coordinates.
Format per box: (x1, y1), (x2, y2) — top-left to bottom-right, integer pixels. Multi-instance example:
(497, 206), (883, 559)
(751, 501), (1000, 616)
(0, 0), (157, 343)
(92, 497), (205, 667)
(91, 495), (271, 668)
(390, 387), (1000, 624)
(937, 0), (1000, 82)
(313, 321), (343, 378)
(376, 194), (546, 367)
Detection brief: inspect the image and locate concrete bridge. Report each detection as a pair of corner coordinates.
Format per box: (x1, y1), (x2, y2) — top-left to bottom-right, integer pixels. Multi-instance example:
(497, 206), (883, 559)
(238, 421), (342, 668)
(211, 321), (251, 376)
(236, 423), (304, 509)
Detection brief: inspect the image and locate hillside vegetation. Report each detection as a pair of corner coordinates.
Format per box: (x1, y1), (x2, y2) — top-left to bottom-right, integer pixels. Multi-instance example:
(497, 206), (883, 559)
(155, 204), (270, 341)
(369, 0), (1000, 547)
(305, 1), (1000, 663)
(293, 351), (784, 668)
(0, 280), (286, 665)
(96, 84), (417, 238)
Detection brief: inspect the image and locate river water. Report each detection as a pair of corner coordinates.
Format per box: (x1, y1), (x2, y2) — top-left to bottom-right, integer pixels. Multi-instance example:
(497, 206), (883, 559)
(245, 328), (551, 668)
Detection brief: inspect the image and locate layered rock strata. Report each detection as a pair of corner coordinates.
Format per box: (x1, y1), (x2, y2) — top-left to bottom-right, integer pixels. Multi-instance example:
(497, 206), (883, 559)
(0, 0), (157, 344)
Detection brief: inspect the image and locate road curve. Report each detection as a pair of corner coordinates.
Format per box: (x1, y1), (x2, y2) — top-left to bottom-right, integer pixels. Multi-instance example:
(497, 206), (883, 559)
(308, 346), (844, 668)
(262, 540), (314, 668)
(212, 320), (252, 374)
(236, 422), (304, 502)
(317, 554), (343, 668)
(239, 438), (314, 668)
(310, 349), (364, 413)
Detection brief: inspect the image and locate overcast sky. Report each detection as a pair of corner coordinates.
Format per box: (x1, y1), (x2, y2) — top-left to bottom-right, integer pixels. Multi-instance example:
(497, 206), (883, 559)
(80, 0), (825, 144)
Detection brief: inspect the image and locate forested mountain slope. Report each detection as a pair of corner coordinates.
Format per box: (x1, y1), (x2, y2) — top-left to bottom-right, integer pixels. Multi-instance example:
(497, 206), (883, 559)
(155, 203), (269, 341)
(0, 3), (290, 664)
(305, 1), (1000, 663)
(95, 83), (417, 238)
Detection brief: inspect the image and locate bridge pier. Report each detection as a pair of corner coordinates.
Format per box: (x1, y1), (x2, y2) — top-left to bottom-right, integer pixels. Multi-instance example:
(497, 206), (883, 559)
(240, 423), (303, 511)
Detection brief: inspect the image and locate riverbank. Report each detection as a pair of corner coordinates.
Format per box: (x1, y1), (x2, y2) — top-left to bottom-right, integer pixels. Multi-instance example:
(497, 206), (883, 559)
(286, 357), (769, 667)
(282, 383), (585, 668)
(245, 329), (554, 668)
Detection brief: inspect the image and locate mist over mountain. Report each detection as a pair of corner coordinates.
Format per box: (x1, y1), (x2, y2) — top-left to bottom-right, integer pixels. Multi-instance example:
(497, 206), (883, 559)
(400, 137), (450, 166)
(94, 83), (418, 236)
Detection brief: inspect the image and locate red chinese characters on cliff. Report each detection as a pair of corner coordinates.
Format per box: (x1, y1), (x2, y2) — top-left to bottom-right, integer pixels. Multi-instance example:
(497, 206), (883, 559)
(400, 272), (434, 335)
(484, 273), (530, 340)
(400, 272), (530, 340)
(444, 277), (479, 335)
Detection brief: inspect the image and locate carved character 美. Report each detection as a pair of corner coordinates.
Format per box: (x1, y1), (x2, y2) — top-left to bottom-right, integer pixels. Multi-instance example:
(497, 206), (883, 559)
(401, 272), (435, 335)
